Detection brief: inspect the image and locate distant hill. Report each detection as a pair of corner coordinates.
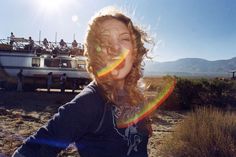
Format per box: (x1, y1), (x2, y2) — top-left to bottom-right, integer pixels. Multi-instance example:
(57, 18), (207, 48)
(144, 57), (236, 77)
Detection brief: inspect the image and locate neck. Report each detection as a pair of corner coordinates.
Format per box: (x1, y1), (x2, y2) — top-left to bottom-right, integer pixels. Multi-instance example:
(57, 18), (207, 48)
(116, 79), (125, 90)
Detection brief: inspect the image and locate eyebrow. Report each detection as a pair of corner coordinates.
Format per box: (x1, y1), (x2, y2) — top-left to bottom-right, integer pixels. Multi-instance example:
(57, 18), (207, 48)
(119, 32), (130, 37)
(120, 32), (129, 35)
(99, 30), (130, 38)
(100, 30), (110, 36)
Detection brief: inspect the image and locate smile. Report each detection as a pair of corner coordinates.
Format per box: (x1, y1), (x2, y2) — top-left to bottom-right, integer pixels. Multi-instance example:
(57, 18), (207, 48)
(96, 48), (129, 77)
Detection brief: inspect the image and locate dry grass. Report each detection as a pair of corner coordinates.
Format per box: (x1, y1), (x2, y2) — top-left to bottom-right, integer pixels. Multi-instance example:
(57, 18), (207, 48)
(159, 107), (236, 157)
(1, 77), (234, 156)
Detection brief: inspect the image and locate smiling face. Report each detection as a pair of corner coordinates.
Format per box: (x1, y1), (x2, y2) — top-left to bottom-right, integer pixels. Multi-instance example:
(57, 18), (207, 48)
(99, 18), (134, 80)
(85, 9), (149, 106)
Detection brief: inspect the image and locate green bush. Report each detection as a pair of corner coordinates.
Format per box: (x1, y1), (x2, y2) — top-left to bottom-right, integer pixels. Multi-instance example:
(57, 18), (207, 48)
(175, 78), (204, 109)
(144, 77), (236, 110)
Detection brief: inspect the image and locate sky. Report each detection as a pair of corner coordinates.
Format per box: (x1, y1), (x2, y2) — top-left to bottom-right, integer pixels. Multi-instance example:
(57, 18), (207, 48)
(1, 0), (236, 62)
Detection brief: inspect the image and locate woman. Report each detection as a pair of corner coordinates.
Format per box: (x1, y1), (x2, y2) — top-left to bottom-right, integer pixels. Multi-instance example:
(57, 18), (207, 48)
(13, 6), (152, 157)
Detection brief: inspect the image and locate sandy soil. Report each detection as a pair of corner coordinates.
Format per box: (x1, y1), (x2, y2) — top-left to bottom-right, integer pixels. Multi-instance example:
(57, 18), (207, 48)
(0, 90), (186, 157)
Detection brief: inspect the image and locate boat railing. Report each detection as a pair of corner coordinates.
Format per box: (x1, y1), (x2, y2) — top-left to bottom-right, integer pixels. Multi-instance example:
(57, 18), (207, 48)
(0, 38), (85, 57)
(0, 39), (12, 51)
(0, 39), (9, 44)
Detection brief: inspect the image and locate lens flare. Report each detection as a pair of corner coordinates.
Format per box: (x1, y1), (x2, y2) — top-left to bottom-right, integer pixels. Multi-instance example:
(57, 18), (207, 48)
(72, 15), (78, 22)
(96, 48), (129, 77)
(116, 77), (176, 128)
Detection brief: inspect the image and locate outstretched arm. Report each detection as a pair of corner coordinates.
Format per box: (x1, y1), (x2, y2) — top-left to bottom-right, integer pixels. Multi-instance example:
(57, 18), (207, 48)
(12, 95), (101, 157)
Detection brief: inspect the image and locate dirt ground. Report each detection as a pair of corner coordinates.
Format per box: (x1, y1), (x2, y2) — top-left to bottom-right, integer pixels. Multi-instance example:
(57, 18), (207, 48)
(0, 90), (185, 157)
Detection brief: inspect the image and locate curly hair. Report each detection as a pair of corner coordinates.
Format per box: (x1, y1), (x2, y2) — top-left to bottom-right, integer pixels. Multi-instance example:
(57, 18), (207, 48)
(84, 7), (152, 106)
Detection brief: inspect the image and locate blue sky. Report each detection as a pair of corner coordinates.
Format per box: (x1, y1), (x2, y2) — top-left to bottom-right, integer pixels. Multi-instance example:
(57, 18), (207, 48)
(1, 0), (236, 62)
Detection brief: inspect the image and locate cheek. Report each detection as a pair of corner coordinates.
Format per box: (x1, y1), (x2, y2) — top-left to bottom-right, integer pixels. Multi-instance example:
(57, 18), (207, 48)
(126, 51), (134, 67)
(129, 49), (135, 62)
(123, 42), (133, 52)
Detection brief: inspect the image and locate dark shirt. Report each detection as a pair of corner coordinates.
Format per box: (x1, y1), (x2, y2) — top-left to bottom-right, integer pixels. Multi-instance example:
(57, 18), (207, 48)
(17, 72), (23, 82)
(14, 81), (149, 157)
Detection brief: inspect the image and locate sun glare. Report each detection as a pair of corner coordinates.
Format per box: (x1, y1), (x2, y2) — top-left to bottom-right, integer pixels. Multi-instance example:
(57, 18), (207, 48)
(36, 0), (65, 14)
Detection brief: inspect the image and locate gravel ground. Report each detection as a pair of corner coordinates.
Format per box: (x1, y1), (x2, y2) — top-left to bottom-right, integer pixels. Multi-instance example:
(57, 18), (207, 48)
(0, 91), (185, 157)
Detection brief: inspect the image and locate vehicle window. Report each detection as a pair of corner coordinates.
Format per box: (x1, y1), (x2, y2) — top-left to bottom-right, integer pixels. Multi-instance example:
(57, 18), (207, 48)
(32, 58), (40, 67)
(77, 60), (86, 69)
(45, 58), (60, 67)
(61, 60), (71, 68)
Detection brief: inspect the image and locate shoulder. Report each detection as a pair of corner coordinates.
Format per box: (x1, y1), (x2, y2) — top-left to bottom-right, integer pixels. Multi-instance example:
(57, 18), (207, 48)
(51, 81), (106, 130)
(59, 81), (106, 115)
(71, 81), (105, 105)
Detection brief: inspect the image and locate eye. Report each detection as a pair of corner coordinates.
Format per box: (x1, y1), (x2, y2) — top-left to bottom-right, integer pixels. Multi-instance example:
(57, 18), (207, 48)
(120, 33), (131, 42)
(121, 37), (131, 42)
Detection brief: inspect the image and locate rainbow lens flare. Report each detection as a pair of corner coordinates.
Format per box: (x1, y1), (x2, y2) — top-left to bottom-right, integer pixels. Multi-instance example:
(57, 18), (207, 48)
(116, 77), (176, 128)
(96, 48), (129, 77)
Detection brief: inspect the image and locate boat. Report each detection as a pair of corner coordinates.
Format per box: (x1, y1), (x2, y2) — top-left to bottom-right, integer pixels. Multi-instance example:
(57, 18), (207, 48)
(0, 37), (91, 91)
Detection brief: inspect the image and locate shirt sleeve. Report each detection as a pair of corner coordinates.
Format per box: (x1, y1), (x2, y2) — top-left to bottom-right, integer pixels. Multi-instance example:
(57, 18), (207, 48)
(14, 94), (101, 157)
(12, 150), (25, 157)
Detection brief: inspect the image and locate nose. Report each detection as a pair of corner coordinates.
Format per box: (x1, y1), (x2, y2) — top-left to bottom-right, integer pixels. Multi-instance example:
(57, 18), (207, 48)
(107, 41), (121, 57)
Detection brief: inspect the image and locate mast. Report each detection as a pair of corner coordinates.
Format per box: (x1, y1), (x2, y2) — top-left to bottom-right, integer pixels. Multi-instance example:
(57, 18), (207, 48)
(55, 32), (57, 44)
(39, 30), (41, 44)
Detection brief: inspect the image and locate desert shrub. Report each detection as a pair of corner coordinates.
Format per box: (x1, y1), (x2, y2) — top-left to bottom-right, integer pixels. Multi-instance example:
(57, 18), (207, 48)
(206, 79), (235, 108)
(144, 77), (236, 110)
(175, 78), (204, 109)
(159, 107), (236, 157)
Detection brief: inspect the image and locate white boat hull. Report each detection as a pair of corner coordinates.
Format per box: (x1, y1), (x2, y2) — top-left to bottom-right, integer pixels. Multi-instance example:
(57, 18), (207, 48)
(0, 50), (91, 90)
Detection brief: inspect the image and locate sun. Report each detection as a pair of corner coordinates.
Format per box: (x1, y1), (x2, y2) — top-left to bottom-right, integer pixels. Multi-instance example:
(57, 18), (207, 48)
(36, 0), (65, 14)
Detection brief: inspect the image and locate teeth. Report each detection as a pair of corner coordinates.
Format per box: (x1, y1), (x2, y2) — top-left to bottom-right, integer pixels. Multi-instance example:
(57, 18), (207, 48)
(112, 56), (121, 60)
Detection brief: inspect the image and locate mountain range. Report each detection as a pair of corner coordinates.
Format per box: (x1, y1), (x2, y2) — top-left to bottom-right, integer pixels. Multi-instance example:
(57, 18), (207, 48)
(144, 57), (236, 77)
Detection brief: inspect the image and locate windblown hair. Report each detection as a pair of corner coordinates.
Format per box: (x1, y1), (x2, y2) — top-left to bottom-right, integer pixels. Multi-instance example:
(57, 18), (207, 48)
(84, 7), (152, 106)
